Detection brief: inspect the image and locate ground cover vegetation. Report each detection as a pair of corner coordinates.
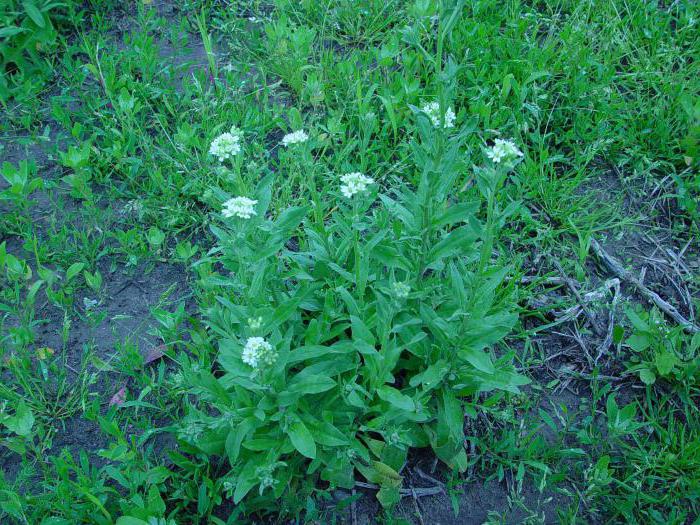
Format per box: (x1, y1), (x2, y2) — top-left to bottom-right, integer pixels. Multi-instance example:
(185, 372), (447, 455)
(1, 0), (699, 523)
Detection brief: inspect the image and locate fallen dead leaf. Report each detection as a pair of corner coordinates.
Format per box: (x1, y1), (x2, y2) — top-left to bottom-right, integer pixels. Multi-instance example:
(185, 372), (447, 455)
(109, 386), (127, 407)
(141, 344), (167, 366)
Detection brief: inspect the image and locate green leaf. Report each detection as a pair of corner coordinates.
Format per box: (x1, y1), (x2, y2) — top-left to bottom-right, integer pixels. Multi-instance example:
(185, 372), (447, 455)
(427, 225), (478, 265)
(350, 315), (375, 345)
(287, 421), (316, 458)
(433, 200), (479, 228)
(605, 393), (618, 421)
(625, 307), (649, 331)
(538, 409), (557, 432)
(287, 373), (336, 395)
(226, 419), (254, 463)
(65, 262), (85, 282)
(655, 349), (678, 376)
(371, 461), (402, 485)
(233, 476), (256, 504)
(115, 518), (149, 525)
(639, 368), (656, 385)
(197, 480), (209, 515)
(377, 386), (415, 411)
(462, 311), (517, 351)
(274, 206), (307, 233)
(286, 343), (353, 365)
(378, 194), (415, 230)
(377, 485), (400, 508)
(0, 26), (27, 38)
(440, 389), (463, 441)
(312, 421), (350, 447)
(409, 359), (449, 389)
(266, 286), (315, 331)
(4, 401), (34, 436)
(612, 324), (625, 344)
(23, 1), (45, 27)
(40, 518), (72, 525)
(690, 332), (700, 353)
(459, 346), (495, 374)
(146, 226), (165, 247)
(371, 243), (411, 271)
(26, 279), (44, 303)
(146, 484), (166, 515)
(626, 333), (650, 353)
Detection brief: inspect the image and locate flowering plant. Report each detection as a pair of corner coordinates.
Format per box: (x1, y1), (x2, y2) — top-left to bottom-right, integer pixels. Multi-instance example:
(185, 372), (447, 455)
(178, 121), (528, 513)
(209, 127), (243, 163)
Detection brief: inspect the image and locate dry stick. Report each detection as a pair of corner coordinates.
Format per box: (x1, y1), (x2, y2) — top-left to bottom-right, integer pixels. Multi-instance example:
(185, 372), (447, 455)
(351, 488), (358, 525)
(354, 482), (442, 498)
(410, 486), (426, 525)
(591, 238), (699, 333)
(552, 260), (605, 336)
(595, 279), (620, 366)
(571, 326), (593, 367)
(414, 467), (445, 490)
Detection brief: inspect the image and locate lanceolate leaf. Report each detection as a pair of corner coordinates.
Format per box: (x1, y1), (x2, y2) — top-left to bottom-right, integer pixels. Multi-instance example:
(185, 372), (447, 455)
(23, 1), (45, 27)
(287, 421), (316, 459)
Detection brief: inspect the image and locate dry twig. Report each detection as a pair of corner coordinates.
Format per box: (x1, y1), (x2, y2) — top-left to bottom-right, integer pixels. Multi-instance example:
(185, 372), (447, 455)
(354, 481), (442, 498)
(351, 488), (358, 525)
(596, 279), (620, 366)
(591, 238), (699, 333)
(552, 260), (604, 336)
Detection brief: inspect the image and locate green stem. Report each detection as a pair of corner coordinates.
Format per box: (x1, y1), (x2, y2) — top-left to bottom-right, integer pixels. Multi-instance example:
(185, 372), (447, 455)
(436, 4), (443, 79)
(478, 171), (502, 276)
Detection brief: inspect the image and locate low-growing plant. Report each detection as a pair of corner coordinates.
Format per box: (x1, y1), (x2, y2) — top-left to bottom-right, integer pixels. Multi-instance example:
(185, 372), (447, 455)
(0, 0), (77, 103)
(622, 306), (700, 387)
(0, 242), (41, 351)
(0, 160), (43, 211)
(174, 114), (530, 517)
(261, 16), (316, 96)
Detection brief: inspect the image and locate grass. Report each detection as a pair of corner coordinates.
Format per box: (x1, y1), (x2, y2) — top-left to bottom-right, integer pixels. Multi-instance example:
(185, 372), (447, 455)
(1, 0), (699, 523)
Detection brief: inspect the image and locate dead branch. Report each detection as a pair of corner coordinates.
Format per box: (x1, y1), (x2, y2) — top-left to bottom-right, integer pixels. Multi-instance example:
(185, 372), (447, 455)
(354, 481), (442, 498)
(552, 260), (604, 336)
(596, 278), (620, 366)
(590, 238), (699, 333)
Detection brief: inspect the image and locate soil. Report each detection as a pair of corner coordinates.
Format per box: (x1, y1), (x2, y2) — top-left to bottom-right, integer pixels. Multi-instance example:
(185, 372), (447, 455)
(1, 126), (193, 483)
(339, 478), (569, 525)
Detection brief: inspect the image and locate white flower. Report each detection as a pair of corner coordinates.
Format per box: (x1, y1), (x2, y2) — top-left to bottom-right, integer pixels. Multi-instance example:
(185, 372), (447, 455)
(83, 297), (98, 310)
(421, 101), (456, 128)
(222, 196), (257, 219)
(241, 337), (276, 368)
(281, 129), (309, 147)
(392, 282), (410, 299)
(340, 172), (374, 198)
(485, 139), (524, 164)
(209, 128), (243, 162)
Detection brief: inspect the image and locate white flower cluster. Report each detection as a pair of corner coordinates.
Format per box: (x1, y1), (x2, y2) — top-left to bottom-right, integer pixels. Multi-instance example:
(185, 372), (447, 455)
(247, 316), (263, 330)
(340, 172), (374, 198)
(485, 139), (524, 164)
(255, 465), (279, 491)
(222, 196), (257, 219)
(421, 101), (456, 128)
(281, 130), (309, 147)
(241, 336), (276, 368)
(392, 282), (411, 299)
(209, 127), (243, 162)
